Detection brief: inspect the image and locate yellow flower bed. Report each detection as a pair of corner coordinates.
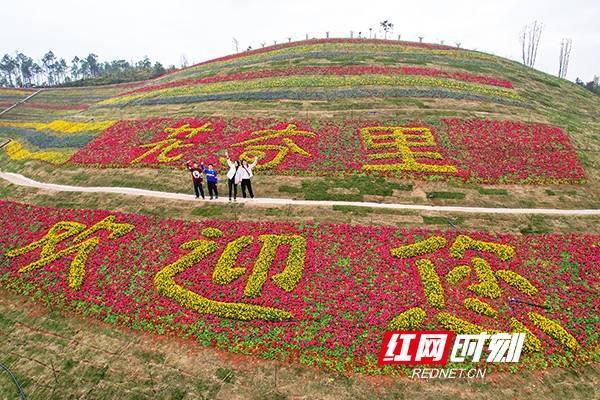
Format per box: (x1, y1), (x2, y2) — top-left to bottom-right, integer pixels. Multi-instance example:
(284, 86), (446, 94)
(244, 234), (307, 297)
(7, 216), (133, 290)
(154, 239), (293, 321)
(390, 235), (447, 258)
(528, 312), (579, 351)
(463, 297), (497, 317)
(201, 227), (224, 238)
(450, 235), (516, 261)
(389, 307), (426, 330)
(0, 88), (34, 96)
(416, 259), (445, 308)
(510, 317), (542, 353)
(103, 74), (517, 105)
(468, 257), (502, 299)
(4, 141), (71, 165)
(0, 119), (115, 134)
(445, 264), (471, 285)
(436, 312), (498, 335)
(496, 270), (538, 295)
(212, 236), (253, 285)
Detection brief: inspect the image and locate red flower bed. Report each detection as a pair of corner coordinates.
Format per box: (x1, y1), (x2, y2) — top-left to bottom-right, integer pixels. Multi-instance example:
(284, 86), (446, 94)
(0, 201), (597, 374)
(68, 117), (325, 172)
(443, 119), (586, 184)
(119, 65), (512, 97)
(68, 117), (584, 184)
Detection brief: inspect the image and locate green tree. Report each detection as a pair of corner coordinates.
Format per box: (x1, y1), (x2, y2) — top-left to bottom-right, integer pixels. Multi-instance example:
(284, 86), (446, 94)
(152, 62), (166, 76)
(0, 54), (17, 86)
(70, 56), (81, 80)
(86, 53), (99, 77)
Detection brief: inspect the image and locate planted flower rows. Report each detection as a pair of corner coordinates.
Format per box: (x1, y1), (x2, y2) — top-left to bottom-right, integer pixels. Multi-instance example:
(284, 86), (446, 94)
(94, 38), (511, 107)
(110, 65), (513, 104)
(0, 88), (35, 109)
(101, 71), (516, 107)
(0, 120), (117, 165)
(67, 117), (585, 184)
(161, 38), (494, 84)
(17, 102), (91, 111)
(0, 201), (597, 374)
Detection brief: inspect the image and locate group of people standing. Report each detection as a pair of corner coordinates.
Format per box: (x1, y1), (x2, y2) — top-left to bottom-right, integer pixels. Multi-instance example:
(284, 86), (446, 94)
(185, 151), (258, 201)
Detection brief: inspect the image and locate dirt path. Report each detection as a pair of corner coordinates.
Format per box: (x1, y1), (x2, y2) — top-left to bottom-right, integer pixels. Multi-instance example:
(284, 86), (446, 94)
(2, 171), (599, 216)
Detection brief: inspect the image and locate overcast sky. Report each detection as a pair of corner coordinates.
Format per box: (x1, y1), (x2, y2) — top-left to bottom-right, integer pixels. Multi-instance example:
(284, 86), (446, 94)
(2, 0), (598, 81)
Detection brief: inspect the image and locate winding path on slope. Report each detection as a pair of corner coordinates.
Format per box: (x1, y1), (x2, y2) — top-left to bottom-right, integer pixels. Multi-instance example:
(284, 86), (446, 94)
(1, 171), (599, 216)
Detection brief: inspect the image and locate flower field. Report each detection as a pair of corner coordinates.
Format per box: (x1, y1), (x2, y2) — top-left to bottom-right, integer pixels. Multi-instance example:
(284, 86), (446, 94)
(157, 38), (496, 84)
(83, 38), (520, 107)
(119, 65), (514, 97)
(443, 119), (586, 184)
(0, 84), (132, 121)
(100, 70), (517, 107)
(102, 65), (516, 107)
(65, 117), (585, 184)
(0, 200), (597, 374)
(0, 119), (116, 165)
(0, 88), (35, 112)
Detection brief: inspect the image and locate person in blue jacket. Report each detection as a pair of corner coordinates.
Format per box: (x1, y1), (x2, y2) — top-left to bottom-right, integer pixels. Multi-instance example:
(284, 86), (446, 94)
(201, 162), (219, 200)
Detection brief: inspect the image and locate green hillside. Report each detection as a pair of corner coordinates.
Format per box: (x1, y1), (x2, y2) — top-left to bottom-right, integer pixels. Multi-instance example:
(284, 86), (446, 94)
(0, 39), (600, 211)
(1, 38), (599, 398)
(0, 38), (597, 204)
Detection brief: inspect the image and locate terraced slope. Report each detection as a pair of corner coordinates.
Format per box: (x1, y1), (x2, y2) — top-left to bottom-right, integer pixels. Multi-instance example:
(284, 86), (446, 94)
(0, 38), (598, 206)
(0, 39), (599, 390)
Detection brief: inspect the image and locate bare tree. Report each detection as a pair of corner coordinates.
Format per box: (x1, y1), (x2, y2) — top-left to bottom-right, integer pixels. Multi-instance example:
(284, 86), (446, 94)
(179, 54), (188, 68)
(326, 31), (329, 38)
(380, 20), (394, 39)
(260, 42), (266, 48)
(397, 34), (401, 41)
(418, 36), (424, 43)
(558, 38), (572, 79)
(520, 21), (543, 67)
(455, 41), (462, 49)
(232, 38), (239, 53)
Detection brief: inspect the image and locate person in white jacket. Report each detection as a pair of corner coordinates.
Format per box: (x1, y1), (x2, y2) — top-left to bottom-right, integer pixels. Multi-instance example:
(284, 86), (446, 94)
(235, 156), (258, 199)
(224, 151), (240, 201)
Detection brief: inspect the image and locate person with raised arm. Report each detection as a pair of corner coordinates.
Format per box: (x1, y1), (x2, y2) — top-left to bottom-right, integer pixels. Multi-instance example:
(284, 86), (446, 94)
(235, 156), (258, 199)
(224, 151), (239, 202)
(185, 159), (205, 199)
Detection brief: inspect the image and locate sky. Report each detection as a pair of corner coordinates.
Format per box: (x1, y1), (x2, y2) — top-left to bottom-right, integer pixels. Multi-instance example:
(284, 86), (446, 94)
(1, 0), (598, 81)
